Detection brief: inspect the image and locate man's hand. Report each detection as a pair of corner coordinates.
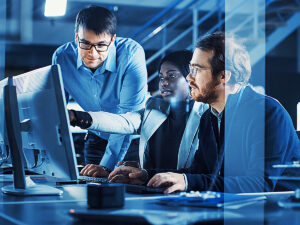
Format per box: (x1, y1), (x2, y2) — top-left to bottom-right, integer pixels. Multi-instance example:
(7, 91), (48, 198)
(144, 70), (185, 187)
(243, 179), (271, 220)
(68, 109), (92, 128)
(108, 166), (147, 185)
(80, 164), (110, 177)
(117, 161), (140, 168)
(68, 110), (76, 124)
(147, 172), (186, 194)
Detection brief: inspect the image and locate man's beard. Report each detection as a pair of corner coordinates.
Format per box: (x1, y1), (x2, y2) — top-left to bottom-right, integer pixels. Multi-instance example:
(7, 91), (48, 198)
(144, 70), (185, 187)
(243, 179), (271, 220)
(190, 78), (220, 104)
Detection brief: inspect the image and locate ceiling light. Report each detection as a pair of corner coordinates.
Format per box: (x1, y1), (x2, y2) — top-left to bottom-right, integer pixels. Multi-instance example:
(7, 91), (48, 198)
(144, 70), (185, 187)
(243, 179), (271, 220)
(44, 0), (67, 17)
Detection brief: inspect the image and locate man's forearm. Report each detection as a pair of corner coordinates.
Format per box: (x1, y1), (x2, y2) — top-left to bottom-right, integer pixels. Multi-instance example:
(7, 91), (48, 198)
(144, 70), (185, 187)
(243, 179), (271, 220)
(89, 111), (142, 134)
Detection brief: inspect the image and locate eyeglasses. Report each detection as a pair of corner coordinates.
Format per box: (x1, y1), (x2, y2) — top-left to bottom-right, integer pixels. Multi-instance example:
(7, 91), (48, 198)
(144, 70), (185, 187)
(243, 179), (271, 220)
(189, 65), (211, 78)
(77, 37), (113, 52)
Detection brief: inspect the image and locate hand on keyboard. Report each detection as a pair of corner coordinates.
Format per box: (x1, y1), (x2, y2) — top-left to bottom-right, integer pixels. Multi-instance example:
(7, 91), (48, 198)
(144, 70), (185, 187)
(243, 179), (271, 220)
(147, 172), (186, 194)
(118, 161), (140, 168)
(80, 164), (110, 178)
(108, 166), (148, 185)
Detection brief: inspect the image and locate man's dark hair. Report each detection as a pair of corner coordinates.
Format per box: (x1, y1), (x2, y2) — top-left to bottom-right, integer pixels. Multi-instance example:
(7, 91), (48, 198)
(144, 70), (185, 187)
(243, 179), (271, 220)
(75, 6), (117, 36)
(196, 32), (251, 85)
(158, 50), (193, 78)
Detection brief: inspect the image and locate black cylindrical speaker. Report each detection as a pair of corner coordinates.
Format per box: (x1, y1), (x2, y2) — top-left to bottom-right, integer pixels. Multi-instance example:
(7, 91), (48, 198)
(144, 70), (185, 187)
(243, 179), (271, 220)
(87, 183), (125, 208)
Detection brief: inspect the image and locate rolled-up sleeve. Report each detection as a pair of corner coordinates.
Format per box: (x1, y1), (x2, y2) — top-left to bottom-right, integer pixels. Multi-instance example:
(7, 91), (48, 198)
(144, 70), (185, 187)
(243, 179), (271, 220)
(88, 110), (143, 135)
(100, 44), (148, 170)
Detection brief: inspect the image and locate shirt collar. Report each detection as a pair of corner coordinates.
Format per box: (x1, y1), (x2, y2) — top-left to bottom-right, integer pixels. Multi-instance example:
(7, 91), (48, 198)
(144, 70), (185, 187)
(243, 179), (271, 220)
(76, 41), (117, 73)
(210, 107), (223, 120)
(104, 42), (117, 73)
(76, 50), (83, 70)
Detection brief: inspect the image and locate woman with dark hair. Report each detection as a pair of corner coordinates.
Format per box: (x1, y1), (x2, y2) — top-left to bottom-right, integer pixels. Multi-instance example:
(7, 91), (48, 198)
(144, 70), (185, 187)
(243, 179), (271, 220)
(70, 50), (208, 178)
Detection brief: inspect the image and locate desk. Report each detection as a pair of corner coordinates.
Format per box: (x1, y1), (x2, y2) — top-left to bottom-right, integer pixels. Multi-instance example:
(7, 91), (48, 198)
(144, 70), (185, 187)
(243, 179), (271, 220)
(0, 181), (299, 225)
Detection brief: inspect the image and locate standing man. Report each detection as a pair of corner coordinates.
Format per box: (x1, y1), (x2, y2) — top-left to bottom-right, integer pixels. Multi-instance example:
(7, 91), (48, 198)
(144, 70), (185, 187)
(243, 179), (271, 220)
(52, 6), (148, 176)
(109, 32), (300, 193)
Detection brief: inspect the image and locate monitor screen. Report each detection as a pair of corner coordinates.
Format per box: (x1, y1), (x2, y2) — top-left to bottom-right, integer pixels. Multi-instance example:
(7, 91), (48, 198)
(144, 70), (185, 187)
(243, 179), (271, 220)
(1, 65), (78, 181)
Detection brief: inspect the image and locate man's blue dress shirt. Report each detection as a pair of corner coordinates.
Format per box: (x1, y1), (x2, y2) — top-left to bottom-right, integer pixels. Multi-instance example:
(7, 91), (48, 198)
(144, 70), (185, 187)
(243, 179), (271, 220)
(52, 37), (148, 169)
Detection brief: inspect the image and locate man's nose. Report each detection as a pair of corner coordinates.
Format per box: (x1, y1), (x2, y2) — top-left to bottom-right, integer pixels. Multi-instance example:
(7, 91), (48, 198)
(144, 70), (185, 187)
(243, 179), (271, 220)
(89, 46), (98, 56)
(186, 72), (193, 82)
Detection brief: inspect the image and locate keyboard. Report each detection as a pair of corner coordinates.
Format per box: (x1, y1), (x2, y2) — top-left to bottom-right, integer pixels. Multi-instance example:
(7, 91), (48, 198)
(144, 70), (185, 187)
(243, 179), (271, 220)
(125, 184), (166, 194)
(78, 176), (109, 183)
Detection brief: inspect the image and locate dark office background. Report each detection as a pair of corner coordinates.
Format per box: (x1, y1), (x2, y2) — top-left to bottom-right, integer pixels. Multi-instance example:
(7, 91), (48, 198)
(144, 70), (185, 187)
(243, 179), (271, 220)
(1, 0), (300, 128)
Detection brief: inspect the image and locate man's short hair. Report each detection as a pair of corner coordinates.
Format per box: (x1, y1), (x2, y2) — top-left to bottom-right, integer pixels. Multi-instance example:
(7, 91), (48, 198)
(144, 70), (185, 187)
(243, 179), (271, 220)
(75, 6), (117, 36)
(196, 32), (251, 85)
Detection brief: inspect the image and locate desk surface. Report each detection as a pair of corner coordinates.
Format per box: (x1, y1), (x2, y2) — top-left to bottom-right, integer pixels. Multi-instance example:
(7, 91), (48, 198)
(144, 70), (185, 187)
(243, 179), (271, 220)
(0, 180), (299, 225)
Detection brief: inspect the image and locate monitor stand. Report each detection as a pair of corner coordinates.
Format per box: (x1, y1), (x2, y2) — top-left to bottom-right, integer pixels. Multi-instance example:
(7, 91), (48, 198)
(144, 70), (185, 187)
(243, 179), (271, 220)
(1, 176), (63, 196)
(1, 77), (62, 196)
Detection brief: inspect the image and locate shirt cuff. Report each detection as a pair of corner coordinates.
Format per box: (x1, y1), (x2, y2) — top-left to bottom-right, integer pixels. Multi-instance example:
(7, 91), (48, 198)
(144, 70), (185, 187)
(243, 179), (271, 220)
(182, 173), (188, 191)
(99, 154), (116, 171)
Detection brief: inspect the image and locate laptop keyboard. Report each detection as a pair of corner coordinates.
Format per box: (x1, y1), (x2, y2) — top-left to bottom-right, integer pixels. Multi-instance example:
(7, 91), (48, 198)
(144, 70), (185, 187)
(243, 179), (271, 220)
(125, 184), (166, 194)
(78, 176), (109, 183)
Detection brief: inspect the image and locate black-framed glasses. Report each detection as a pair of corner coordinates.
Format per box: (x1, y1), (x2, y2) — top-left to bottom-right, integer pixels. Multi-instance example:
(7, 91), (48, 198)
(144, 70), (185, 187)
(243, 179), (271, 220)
(77, 37), (113, 52)
(189, 64), (211, 78)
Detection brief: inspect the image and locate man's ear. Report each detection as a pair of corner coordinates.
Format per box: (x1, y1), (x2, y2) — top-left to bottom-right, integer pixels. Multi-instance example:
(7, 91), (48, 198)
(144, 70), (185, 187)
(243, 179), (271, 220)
(223, 70), (231, 84)
(110, 34), (116, 45)
(75, 31), (78, 43)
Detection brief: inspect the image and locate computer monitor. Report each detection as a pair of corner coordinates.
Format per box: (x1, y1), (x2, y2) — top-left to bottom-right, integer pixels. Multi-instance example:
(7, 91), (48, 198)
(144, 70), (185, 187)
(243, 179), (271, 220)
(0, 79), (10, 167)
(0, 65), (79, 195)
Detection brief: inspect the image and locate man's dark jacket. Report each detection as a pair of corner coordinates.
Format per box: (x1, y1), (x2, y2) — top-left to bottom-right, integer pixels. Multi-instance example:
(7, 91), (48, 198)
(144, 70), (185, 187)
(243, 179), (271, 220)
(184, 86), (300, 193)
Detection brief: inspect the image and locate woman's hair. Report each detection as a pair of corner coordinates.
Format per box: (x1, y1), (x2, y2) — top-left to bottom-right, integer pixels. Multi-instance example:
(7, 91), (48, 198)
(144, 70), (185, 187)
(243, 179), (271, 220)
(158, 50), (193, 78)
